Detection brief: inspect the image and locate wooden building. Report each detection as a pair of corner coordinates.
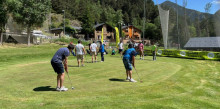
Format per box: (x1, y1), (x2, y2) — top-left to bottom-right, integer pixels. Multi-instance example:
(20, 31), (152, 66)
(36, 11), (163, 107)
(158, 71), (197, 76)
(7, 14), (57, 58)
(93, 23), (115, 42)
(50, 28), (64, 37)
(122, 25), (142, 40)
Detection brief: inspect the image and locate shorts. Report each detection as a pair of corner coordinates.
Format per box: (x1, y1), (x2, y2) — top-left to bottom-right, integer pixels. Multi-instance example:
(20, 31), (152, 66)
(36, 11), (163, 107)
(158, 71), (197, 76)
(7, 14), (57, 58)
(91, 51), (96, 56)
(76, 55), (84, 60)
(139, 50), (144, 55)
(51, 61), (64, 74)
(123, 58), (132, 70)
(119, 49), (123, 53)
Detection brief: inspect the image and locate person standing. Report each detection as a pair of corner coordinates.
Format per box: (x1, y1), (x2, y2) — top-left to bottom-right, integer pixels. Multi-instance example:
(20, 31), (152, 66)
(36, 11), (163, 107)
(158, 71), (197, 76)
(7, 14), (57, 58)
(100, 42), (105, 62)
(138, 41), (144, 60)
(118, 40), (123, 58)
(51, 44), (74, 91)
(152, 42), (157, 61)
(90, 41), (98, 63)
(122, 44), (137, 82)
(75, 40), (86, 67)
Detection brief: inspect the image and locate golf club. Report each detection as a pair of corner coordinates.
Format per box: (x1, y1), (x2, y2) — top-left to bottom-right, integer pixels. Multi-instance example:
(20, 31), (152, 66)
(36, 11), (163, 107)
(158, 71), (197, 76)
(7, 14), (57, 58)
(134, 67), (143, 83)
(66, 71), (74, 89)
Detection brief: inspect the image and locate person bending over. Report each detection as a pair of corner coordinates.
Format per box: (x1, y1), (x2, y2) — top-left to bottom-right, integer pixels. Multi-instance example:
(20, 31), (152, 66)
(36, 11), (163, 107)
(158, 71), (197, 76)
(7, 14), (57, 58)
(51, 44), (74, 91)
(122, 44), (137, 82)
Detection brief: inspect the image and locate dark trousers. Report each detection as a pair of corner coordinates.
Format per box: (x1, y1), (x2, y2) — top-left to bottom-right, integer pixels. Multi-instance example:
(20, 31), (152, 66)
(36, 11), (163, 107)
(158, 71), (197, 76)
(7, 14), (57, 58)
(101, 52), (104, 61)
(152, 51), (156, 60)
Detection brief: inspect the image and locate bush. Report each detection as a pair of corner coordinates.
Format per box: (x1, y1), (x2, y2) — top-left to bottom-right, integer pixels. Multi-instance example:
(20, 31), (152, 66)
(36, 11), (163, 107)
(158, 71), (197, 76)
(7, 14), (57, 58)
(52, 37), (90, 45)
(150, 49), (220, 60)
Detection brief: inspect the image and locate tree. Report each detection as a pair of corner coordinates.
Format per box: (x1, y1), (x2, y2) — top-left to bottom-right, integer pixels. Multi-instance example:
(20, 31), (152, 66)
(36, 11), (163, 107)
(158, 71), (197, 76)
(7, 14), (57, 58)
(80, 7), (95, 40)
(100, 6), (123, 27)
(11, 0), (51, 46)
(204, 2), (212, 37)
(0, 0), (8, 45)
(145, 22), (159, 40)
(123, 12), (130, 25)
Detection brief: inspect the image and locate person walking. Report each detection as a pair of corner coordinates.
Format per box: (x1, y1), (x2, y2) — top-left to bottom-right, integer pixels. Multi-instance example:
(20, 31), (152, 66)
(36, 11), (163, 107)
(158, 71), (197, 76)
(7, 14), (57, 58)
(51, 44), (75, 91)
(118, 40), (124, 58)
(75, 40), (86, 67)
(152, 42), (157, 61)
(100, 42), (105, 62)
(90, 41), (98, 63)
(122, 44), (137, 82)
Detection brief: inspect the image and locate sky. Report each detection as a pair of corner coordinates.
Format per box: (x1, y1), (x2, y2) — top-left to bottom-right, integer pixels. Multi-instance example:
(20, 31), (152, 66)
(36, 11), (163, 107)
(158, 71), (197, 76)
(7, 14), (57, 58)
(153, 0), (220, 14)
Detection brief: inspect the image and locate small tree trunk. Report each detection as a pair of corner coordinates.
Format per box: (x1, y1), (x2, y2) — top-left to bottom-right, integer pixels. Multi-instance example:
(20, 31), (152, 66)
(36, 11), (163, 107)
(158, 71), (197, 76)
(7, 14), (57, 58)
(27, 27), (31, 46)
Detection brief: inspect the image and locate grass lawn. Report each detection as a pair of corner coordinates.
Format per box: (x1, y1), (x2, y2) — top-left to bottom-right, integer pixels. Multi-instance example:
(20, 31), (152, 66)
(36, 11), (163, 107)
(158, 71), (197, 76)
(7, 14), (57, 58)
(0, 43), (220, 109)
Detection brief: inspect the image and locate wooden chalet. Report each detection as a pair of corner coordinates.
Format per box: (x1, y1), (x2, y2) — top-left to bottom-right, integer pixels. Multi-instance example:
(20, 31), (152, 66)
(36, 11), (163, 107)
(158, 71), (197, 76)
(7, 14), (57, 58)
(93, 23), (115, 42)
(122, 25), (142, 40)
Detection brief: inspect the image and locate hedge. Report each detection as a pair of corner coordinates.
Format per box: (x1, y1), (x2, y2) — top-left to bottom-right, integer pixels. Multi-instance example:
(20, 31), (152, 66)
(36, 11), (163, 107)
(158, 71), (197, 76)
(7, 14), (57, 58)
(144, 49), (220, 60)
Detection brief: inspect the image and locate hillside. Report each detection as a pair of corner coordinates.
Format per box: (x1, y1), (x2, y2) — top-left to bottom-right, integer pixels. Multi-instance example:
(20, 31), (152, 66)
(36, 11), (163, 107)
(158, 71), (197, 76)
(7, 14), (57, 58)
(160, 1), (212, 21)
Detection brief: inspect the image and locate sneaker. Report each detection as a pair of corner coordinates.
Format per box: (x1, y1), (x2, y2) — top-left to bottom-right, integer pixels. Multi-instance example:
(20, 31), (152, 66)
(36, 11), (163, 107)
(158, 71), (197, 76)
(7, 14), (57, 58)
(126, 77), (130, 80)
(101, 61), (103, 62)
(56, 87), (60, 91)
(59, 86), (68, 91)
(129, 78), (137, 82)
(81, 64), (85, 67)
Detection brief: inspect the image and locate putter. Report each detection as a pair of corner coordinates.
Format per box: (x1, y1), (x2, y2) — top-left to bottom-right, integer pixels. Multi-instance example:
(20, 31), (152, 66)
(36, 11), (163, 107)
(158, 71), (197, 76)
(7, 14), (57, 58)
(134, 67), (143, 83)
(66, 71), (74, 89)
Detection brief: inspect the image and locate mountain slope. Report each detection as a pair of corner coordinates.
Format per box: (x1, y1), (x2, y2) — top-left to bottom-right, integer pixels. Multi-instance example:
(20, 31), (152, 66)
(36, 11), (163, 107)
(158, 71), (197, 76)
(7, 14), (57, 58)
(160, 1), (212, 21)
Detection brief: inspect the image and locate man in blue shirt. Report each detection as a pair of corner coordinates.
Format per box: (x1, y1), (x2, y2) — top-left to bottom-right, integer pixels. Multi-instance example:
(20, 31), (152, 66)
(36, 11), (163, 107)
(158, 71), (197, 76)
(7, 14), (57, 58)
(51, 44), (74, 91)
(122, 44), (137, 82)
(100, 42), (105, 62)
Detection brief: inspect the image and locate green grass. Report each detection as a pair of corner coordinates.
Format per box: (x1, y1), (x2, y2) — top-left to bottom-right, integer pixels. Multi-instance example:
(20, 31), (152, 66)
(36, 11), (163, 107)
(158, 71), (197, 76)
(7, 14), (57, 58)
(52, 37), (90, 45)
(0, 44), (220, 109)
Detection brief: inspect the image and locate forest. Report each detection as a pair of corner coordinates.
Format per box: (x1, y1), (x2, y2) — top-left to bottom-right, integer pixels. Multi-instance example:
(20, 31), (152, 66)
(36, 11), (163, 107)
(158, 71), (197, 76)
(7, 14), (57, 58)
(51, 0), (219, 47)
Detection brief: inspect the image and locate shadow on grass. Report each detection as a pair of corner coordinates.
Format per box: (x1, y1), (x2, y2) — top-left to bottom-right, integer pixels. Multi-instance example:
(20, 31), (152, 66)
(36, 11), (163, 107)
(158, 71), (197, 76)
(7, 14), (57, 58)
(109, 78), (127, 82)
(33, 86), (56, 91)
(142, 59), (153, 61)
(85, 61), (100, 63)
(68, 65), (79, 67)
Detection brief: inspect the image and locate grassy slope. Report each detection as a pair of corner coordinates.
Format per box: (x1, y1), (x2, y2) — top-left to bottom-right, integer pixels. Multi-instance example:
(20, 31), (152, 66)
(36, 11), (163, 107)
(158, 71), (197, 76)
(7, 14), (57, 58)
(0, 44), (220, 109)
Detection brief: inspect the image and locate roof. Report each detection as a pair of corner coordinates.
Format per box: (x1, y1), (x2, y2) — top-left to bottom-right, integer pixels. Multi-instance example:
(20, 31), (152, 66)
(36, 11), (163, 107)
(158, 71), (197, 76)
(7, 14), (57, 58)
(93, 23), (115, 30)
(93, 23), (105, 28)
(72, 26), (82, 30)
(184, 37), (220, 48)
(50, 28), (63, 31)
(122, 26), (127, 29)
(122, 25), (142, 32)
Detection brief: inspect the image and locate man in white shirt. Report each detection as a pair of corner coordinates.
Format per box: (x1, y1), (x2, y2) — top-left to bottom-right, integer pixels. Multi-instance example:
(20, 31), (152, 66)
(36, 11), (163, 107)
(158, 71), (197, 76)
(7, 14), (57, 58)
(118, 40), (124, 58)
(90, 41), (98, 63)
(75, 40), (86, 67)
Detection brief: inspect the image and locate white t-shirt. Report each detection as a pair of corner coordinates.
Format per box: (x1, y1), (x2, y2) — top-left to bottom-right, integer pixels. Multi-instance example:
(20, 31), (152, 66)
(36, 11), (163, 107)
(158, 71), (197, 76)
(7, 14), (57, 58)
(134, 43), (138, 47)
(90, 43), (97, 52)
(75, 43), (84, 55)
(118, 43), (123, 49)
